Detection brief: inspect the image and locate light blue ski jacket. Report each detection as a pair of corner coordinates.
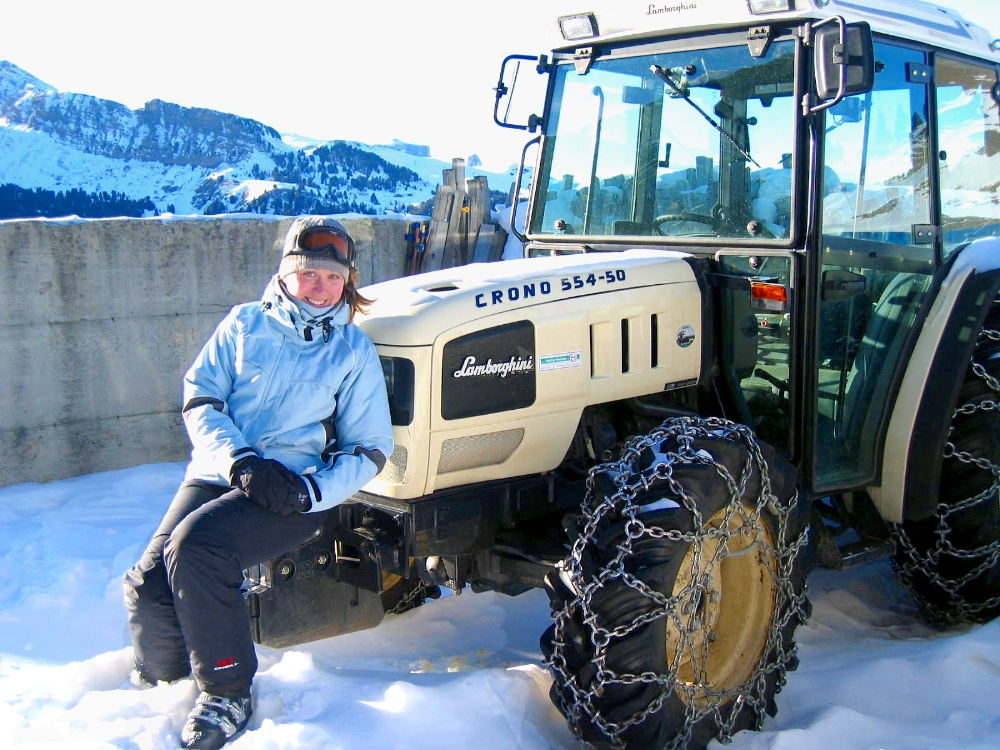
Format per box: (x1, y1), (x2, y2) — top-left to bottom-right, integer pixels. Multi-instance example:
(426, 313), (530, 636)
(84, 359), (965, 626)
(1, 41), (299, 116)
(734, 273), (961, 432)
(180, 275), (393, 513)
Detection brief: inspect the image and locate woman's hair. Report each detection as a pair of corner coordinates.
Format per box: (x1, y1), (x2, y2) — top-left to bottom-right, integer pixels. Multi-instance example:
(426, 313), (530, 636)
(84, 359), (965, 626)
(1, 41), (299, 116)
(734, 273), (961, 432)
(342, 267), (375, 322)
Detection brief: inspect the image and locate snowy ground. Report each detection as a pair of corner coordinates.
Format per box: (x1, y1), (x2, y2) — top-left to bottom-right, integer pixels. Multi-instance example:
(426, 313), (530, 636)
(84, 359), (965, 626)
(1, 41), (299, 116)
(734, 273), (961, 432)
(1, 462), (998, 750)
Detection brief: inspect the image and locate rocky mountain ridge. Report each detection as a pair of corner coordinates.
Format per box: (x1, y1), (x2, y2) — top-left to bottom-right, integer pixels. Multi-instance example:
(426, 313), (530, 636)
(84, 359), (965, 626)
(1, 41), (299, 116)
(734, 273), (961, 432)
(1, 61), (283, 168)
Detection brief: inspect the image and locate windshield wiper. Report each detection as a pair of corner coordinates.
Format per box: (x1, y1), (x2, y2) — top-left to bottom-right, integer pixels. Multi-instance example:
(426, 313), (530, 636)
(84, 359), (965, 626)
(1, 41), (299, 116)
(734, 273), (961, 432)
(650, 64), (761, 169)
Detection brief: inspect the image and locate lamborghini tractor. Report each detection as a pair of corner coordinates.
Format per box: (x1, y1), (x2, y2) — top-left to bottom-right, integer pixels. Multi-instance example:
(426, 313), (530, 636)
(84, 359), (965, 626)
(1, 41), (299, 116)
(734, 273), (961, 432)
(247, 1), (1000, 746)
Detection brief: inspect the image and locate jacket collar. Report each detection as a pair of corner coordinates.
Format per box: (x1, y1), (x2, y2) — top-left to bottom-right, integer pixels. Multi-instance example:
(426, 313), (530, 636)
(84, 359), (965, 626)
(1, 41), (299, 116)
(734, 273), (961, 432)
(261, 275), (350, 342)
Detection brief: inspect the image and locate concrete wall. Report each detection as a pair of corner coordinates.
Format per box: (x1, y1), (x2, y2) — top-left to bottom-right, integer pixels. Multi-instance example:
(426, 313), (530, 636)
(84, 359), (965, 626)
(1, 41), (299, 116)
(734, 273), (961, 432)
(0, 215), (409, 488)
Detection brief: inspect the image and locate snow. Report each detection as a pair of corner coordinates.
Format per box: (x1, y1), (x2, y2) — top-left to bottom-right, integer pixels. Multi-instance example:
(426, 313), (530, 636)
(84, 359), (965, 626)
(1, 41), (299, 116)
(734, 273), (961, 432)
(0, 125), (214, 215)
(0, 61), (519, 219)
(1, 463), (999, 749)
(0, 116), (515, 219)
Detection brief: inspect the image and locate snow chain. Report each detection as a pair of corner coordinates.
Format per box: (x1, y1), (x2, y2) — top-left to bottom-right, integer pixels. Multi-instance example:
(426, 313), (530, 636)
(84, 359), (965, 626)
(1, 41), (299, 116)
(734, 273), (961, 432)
(891, 326), (1000, 625)
(547, 417), (810, 749)
(385, 580), (438, 616)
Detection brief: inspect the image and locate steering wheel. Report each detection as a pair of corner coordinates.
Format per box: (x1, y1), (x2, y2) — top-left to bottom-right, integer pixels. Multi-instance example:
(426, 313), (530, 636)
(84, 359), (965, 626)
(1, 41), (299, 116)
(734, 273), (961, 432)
(653, 212), (722, 235)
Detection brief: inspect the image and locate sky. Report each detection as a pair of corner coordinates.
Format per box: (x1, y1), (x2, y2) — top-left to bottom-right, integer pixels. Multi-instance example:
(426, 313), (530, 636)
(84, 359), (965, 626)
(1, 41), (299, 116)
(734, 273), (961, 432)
(2, 460), (999, 748)
(1, 0), (997, 171)
(1, 0), (565, 171)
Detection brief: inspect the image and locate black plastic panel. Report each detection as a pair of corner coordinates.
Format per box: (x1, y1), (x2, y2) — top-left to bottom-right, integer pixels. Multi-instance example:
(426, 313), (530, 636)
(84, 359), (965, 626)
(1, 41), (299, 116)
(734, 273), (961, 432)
(441, 320), (536, 420)
(248, 513), (385, 648)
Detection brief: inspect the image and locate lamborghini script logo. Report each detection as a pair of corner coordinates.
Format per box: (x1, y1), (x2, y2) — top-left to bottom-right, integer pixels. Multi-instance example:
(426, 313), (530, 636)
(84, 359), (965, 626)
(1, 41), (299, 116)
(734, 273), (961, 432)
(453, 355), (534, 379)
(646, 1), (697, 15)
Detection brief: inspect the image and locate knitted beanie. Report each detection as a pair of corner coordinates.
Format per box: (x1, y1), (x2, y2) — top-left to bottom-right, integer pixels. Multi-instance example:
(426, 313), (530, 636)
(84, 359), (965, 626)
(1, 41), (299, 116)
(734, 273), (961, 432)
(278, 216), (354, 279)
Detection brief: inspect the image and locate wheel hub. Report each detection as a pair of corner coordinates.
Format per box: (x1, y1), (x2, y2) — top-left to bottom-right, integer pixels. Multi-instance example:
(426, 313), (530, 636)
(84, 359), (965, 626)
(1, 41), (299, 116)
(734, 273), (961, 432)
(667, 505), (777, 705)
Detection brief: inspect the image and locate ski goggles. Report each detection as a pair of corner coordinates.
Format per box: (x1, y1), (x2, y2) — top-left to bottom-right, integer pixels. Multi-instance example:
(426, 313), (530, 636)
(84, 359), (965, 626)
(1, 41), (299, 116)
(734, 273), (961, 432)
(291, 226), (356, 267)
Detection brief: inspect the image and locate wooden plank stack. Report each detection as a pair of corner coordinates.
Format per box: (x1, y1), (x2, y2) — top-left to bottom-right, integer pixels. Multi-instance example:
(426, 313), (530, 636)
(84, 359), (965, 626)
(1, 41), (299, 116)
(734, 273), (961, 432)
(421, 158), (506, 271)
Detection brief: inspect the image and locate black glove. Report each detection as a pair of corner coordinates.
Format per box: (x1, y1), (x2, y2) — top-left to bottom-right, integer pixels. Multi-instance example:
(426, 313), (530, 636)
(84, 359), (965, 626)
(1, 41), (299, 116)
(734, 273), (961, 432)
(230, 455), (311, 515)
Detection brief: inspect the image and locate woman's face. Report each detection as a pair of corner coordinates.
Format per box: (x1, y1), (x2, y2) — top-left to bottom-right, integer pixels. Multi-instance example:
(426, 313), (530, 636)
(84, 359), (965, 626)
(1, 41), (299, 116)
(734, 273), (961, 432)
(283, 268), (346, 308)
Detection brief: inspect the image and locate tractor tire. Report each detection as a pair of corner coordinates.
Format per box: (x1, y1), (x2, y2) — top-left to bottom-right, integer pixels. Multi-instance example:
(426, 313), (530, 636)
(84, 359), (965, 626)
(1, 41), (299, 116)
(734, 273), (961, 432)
(542, 417), (812, 750)
(893, 321), (1000, 626)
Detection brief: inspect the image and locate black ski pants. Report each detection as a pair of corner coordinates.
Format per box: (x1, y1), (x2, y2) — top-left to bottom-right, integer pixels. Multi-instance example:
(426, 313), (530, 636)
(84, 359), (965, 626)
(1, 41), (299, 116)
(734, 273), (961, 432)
(123, 480), (328, 694)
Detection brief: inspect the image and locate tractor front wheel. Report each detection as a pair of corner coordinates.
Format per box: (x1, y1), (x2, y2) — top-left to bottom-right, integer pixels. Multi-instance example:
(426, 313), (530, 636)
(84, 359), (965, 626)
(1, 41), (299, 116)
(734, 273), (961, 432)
(542, 418), (811, 749)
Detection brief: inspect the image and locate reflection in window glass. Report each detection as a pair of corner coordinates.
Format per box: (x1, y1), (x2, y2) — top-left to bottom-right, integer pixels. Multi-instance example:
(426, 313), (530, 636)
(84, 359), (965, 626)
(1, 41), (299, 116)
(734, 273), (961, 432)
(719, 255), (793, 451)
(822, 43), (931, 246)
(815, 42), (933, 489)
(936, 56), (1000, 253)
(534, 40), (796, 241)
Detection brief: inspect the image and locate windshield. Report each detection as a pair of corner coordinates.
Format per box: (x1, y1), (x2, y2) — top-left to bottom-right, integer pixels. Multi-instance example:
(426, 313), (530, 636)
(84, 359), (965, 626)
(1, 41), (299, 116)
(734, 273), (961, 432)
(532, 38), (797, 242)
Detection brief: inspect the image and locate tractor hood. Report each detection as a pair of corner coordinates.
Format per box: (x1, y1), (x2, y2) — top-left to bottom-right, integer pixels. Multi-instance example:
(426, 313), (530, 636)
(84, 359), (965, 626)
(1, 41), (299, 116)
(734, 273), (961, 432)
(357, 249), (698, 346)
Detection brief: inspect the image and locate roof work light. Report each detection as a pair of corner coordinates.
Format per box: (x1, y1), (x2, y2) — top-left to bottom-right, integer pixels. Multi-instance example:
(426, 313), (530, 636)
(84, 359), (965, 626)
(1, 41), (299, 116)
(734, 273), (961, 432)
(558, 13), (599, 41)
(747, 0), (793, 14)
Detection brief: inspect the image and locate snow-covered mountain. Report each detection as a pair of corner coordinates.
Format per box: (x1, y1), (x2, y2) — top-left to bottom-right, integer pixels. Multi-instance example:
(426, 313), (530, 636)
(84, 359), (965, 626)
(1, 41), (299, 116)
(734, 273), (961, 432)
(0, 61), (513, 218)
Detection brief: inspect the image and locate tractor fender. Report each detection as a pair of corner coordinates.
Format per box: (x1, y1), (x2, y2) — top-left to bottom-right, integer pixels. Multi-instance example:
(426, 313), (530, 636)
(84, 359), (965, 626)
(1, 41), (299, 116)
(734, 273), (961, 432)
(871, 237), (1000, 523)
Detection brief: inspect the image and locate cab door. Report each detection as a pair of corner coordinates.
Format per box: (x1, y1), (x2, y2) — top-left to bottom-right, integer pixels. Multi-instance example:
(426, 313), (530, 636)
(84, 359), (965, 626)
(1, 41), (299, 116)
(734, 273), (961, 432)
(811, 40), (936, 491)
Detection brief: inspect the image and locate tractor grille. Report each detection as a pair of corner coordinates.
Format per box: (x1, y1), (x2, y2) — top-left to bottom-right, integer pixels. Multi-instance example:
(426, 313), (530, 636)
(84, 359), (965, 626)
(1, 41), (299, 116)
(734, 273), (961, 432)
(437, 428), (525, 474)
(378, 445), (408, 484)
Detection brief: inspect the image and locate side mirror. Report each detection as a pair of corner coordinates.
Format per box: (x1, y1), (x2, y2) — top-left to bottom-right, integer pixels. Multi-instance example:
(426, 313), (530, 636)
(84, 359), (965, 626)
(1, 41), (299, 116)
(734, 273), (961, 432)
(813, 21), (874, 104)
(494, 54), (550, 132)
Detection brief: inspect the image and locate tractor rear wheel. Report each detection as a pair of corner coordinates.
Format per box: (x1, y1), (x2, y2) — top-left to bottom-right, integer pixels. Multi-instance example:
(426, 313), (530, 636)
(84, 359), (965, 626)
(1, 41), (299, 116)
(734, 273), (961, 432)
(893, 318), (1000, 626)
